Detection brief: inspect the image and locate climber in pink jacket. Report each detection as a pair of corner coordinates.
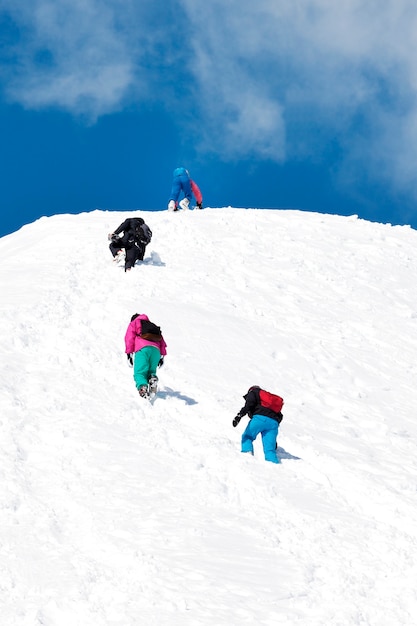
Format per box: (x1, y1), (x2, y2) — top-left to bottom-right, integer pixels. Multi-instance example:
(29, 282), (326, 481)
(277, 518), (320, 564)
(124, 313), (167, 398)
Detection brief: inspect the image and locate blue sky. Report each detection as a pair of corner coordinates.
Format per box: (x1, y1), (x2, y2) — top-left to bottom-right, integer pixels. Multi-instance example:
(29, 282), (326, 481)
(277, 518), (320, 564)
(1, 0), (417, 237)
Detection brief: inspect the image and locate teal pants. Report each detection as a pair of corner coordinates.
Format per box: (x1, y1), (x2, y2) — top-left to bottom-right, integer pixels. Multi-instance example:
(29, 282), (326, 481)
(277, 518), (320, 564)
(133, 346), (160, 389)
(241, 414), (280, 463)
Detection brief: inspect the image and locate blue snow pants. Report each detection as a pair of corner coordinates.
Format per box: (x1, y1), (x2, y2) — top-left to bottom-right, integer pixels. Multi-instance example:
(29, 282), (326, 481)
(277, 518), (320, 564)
(133, 346), (161, 389)
(241, 414), (280, 463)
(169, 172), (192, 203)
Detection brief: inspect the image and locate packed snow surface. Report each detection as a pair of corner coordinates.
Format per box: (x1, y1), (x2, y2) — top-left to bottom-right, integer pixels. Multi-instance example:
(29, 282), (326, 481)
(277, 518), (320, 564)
(1, 207), (417, 625)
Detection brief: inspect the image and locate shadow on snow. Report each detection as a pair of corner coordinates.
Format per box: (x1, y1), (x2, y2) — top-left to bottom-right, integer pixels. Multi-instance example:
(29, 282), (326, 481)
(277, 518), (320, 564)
(157, 387), (198, 405)
(277, 446), (301, 461)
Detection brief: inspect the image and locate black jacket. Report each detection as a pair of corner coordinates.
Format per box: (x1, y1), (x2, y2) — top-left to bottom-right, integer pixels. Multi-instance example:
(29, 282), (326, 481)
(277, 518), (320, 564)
(113, 218), (152, 245)
(238, 387), (283, 424)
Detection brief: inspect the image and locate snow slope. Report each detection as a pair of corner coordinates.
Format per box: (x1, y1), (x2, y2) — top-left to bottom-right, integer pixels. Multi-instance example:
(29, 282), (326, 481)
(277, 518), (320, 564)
(1, 207), (417, 626)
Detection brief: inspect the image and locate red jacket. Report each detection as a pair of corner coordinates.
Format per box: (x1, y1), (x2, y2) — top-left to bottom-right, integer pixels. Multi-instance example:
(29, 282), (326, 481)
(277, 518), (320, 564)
(191, 180), (202, 205)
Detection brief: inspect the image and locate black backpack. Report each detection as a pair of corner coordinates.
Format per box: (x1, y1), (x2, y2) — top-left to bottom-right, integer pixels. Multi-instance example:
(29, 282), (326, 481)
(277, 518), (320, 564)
(131, 219), (151, 244)
(139, 319), (162, 342)
(139, 223), (152, 244)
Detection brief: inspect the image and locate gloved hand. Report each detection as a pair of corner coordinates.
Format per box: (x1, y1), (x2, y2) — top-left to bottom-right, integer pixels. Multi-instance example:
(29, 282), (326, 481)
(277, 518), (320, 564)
(196, 202), (203, 210)
(232, 414), (242, 427)
(158, 357), (164, 368)
(127, 353), (133, 367)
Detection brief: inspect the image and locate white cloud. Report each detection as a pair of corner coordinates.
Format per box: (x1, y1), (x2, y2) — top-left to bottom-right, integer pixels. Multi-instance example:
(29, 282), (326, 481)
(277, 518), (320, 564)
(13, 64), (133, 118)
(181, 0), (417, 191)
(224, 95), (285, 161)
(1, 0), (149, 118)
(3, 0), (417, 195)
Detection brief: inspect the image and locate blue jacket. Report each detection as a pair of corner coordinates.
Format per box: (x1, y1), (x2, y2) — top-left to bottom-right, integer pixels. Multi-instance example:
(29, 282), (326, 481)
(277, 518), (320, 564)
(169, 167), (192, 202)
(173, 167), (188, 177)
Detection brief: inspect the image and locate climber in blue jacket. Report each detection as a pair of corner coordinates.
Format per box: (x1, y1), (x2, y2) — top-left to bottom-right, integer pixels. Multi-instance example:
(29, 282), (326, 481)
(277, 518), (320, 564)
(167, 167), (203, 211)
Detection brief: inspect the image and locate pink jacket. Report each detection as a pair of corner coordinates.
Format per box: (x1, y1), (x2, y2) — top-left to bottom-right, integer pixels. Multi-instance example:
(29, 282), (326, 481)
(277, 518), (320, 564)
(191, 180), (202, 205)
(124, 314), (167, 355)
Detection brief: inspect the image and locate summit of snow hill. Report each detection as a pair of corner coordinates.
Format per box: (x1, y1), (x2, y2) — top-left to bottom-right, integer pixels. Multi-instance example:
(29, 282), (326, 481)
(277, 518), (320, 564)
(1, 207), (417, 625)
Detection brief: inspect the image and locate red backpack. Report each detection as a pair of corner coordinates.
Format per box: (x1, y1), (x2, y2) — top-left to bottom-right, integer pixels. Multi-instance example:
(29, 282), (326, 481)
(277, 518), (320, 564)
(259, 389), (284, 413)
